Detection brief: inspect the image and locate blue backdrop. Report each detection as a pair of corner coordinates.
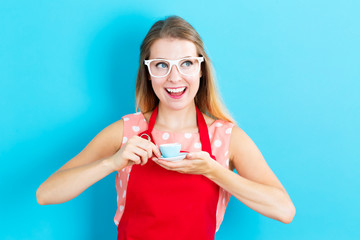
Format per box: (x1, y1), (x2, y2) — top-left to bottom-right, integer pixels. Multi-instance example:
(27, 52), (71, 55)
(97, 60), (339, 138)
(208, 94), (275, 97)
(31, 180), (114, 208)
(1, 0), (359, 239)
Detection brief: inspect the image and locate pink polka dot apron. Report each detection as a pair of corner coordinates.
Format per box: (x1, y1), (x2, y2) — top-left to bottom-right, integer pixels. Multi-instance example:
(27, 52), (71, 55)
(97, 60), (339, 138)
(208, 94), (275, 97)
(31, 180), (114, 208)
(117, 105), (219, 240)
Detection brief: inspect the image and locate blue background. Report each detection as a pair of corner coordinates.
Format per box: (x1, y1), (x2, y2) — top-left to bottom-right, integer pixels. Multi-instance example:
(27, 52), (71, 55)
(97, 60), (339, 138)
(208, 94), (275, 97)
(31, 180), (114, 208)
(1, 0), (359, 239)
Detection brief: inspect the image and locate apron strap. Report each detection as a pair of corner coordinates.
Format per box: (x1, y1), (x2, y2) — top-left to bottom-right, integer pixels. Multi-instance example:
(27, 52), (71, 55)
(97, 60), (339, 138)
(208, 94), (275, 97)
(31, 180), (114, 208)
(196, 106), (216, 159)
(139, 106), (158, 143)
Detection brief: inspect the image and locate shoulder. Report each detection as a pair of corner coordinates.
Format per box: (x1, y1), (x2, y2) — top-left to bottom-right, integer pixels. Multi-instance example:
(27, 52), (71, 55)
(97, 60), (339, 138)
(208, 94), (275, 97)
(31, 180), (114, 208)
(229, 125), (251, 152)
(228, 125), (264, 170)
(102, 112), (145, 148)
(203, 114), (235, 128)
(121, 112), (144, 122)
(96, 119), (125, 151)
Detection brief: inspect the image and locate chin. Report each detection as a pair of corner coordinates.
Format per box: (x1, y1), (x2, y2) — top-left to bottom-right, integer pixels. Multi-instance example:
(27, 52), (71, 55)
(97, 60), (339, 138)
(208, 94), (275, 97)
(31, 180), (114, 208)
(161, 99), (195, 111)
(158, 88), (198, 111)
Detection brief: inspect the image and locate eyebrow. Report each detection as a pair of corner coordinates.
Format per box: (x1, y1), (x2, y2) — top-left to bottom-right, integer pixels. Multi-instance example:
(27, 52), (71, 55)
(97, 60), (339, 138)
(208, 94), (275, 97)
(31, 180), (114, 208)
(150, 56), (194, 59)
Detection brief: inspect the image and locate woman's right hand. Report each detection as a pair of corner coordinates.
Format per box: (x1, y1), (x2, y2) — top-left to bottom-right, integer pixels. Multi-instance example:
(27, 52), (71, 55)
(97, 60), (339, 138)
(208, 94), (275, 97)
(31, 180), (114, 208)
(111, 135), (161, 171)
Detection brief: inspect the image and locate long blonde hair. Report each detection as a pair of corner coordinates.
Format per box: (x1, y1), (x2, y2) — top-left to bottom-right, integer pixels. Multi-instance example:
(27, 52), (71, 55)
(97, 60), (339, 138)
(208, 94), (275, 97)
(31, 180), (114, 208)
(135, 16), (235, 123)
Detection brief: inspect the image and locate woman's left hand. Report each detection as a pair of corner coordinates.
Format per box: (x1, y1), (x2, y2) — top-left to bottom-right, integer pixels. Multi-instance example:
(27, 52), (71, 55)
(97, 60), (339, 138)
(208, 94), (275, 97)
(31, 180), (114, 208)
(152, 151), (216, 175)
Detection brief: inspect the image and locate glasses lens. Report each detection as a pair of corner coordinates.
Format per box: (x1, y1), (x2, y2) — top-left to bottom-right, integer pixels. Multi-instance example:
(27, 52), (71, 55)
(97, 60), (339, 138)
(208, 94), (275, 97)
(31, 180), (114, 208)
(149, 60), (170, 77)
(178, 58), (200, 75)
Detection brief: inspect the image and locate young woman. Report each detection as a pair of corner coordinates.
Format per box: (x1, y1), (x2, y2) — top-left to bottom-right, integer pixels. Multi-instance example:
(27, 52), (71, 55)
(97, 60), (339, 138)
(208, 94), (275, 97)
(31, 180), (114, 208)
(37, 16), (295, 239)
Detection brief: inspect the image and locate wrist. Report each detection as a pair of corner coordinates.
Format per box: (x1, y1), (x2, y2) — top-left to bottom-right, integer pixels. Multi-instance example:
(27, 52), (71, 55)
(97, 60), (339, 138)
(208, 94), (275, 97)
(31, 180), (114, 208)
(204, 159), (221, 180)
(102, 156), (120, 173)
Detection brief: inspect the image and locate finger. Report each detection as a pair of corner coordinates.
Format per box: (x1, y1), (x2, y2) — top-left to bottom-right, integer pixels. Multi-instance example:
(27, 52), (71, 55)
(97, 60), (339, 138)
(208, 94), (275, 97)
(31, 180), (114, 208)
(126, 152), (141, 165)
(135, 138), (161, 159)
(185, 151), (208, 160)
(130, 138), (152, 159)
(150, 142), (162, 158)
(155, 160), (175, 171)
(129, 145), (149, 165)
(157, 159), (186, 169)
(143, 141), (153, 159)
(156, 160), (188, 174)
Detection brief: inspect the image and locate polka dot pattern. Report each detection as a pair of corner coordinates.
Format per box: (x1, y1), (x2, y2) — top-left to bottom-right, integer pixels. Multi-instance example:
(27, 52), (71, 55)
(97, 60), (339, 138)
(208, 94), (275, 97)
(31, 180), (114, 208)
(114, 114), (234, 231)
(194, 142), (201, 148)
(184, 133), (192, 139)
(132, 126), (140, 132)
(162, 132), (170, 140)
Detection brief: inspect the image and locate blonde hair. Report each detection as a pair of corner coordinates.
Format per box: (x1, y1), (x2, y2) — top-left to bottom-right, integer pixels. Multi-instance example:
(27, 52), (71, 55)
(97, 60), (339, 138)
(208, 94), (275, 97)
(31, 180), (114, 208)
(135, 16), (235, 123)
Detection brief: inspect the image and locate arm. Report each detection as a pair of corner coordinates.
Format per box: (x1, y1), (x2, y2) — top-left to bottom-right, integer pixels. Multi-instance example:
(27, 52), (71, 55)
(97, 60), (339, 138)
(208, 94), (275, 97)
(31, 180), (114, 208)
(36, 120), (125, 205)
(205, 126), (296, 223)
(153, 125), (295, 223)
(36, 120), (161, 205)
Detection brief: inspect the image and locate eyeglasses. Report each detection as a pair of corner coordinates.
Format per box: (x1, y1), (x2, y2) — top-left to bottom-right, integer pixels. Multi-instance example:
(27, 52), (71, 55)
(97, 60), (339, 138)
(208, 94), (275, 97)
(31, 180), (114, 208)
(144, 57), (204, 78)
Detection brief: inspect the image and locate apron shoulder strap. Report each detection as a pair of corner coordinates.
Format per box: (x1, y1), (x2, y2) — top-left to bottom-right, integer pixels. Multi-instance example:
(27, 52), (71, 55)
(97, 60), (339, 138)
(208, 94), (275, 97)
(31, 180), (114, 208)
(196, 107), (215, 159)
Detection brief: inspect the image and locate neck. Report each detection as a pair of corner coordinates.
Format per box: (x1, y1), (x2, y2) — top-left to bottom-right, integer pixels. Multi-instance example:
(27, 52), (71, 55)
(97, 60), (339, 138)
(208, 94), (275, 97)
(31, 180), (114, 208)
(156, 102), (197, 132)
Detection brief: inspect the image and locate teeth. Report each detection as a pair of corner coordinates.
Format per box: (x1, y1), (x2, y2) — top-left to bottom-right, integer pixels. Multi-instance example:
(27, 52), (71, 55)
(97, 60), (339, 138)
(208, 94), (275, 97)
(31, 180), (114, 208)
(166, 87), (186, 93)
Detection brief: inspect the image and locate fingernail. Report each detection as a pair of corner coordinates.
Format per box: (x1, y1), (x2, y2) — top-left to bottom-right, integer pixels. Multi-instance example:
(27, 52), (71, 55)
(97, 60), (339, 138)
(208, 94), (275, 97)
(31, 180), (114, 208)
(187, 153), (192, 159)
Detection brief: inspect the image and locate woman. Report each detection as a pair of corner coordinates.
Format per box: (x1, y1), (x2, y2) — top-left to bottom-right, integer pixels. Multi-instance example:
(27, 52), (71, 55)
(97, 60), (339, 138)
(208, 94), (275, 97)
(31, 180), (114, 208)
(37, 16), (295, 239)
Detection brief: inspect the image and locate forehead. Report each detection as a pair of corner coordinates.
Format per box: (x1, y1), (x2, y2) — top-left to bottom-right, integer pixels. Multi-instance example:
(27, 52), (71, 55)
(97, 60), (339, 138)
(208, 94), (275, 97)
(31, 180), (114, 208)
(149, 38), (198, 59)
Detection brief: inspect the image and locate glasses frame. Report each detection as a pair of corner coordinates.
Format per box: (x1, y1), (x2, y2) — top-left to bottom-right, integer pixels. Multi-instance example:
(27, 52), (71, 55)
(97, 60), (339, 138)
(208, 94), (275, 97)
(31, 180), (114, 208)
(144, 56), (204, 78)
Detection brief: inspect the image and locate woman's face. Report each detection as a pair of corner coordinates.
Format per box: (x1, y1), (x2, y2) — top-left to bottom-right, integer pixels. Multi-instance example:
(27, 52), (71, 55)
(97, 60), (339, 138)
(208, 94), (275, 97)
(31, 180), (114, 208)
(148, 38), (201, 111)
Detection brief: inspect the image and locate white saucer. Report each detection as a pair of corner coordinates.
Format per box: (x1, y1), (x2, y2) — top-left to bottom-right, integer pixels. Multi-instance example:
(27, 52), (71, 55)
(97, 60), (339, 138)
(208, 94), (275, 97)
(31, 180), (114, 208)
(159, 152), (187, 162)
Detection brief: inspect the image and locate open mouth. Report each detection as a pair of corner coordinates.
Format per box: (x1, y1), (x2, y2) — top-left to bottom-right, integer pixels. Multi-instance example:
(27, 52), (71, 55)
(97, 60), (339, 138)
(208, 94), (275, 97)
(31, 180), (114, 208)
(165, 87), (187, 98)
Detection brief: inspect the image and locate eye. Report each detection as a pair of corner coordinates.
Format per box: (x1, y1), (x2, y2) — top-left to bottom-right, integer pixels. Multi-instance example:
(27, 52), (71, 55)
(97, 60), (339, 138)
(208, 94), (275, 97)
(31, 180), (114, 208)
(181, 60), (193, 68)
(155, 62), (168, 69)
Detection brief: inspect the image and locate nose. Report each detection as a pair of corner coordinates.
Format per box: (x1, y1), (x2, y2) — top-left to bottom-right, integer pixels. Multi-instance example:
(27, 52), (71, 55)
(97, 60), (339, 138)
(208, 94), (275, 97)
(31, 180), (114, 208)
(168, 64), (181, 82)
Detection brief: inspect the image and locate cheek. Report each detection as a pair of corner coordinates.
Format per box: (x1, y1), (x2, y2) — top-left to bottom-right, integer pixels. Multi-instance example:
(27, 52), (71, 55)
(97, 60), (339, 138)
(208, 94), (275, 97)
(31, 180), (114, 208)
(188, 77), (200, 91)
(150, 79), (165, 94)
